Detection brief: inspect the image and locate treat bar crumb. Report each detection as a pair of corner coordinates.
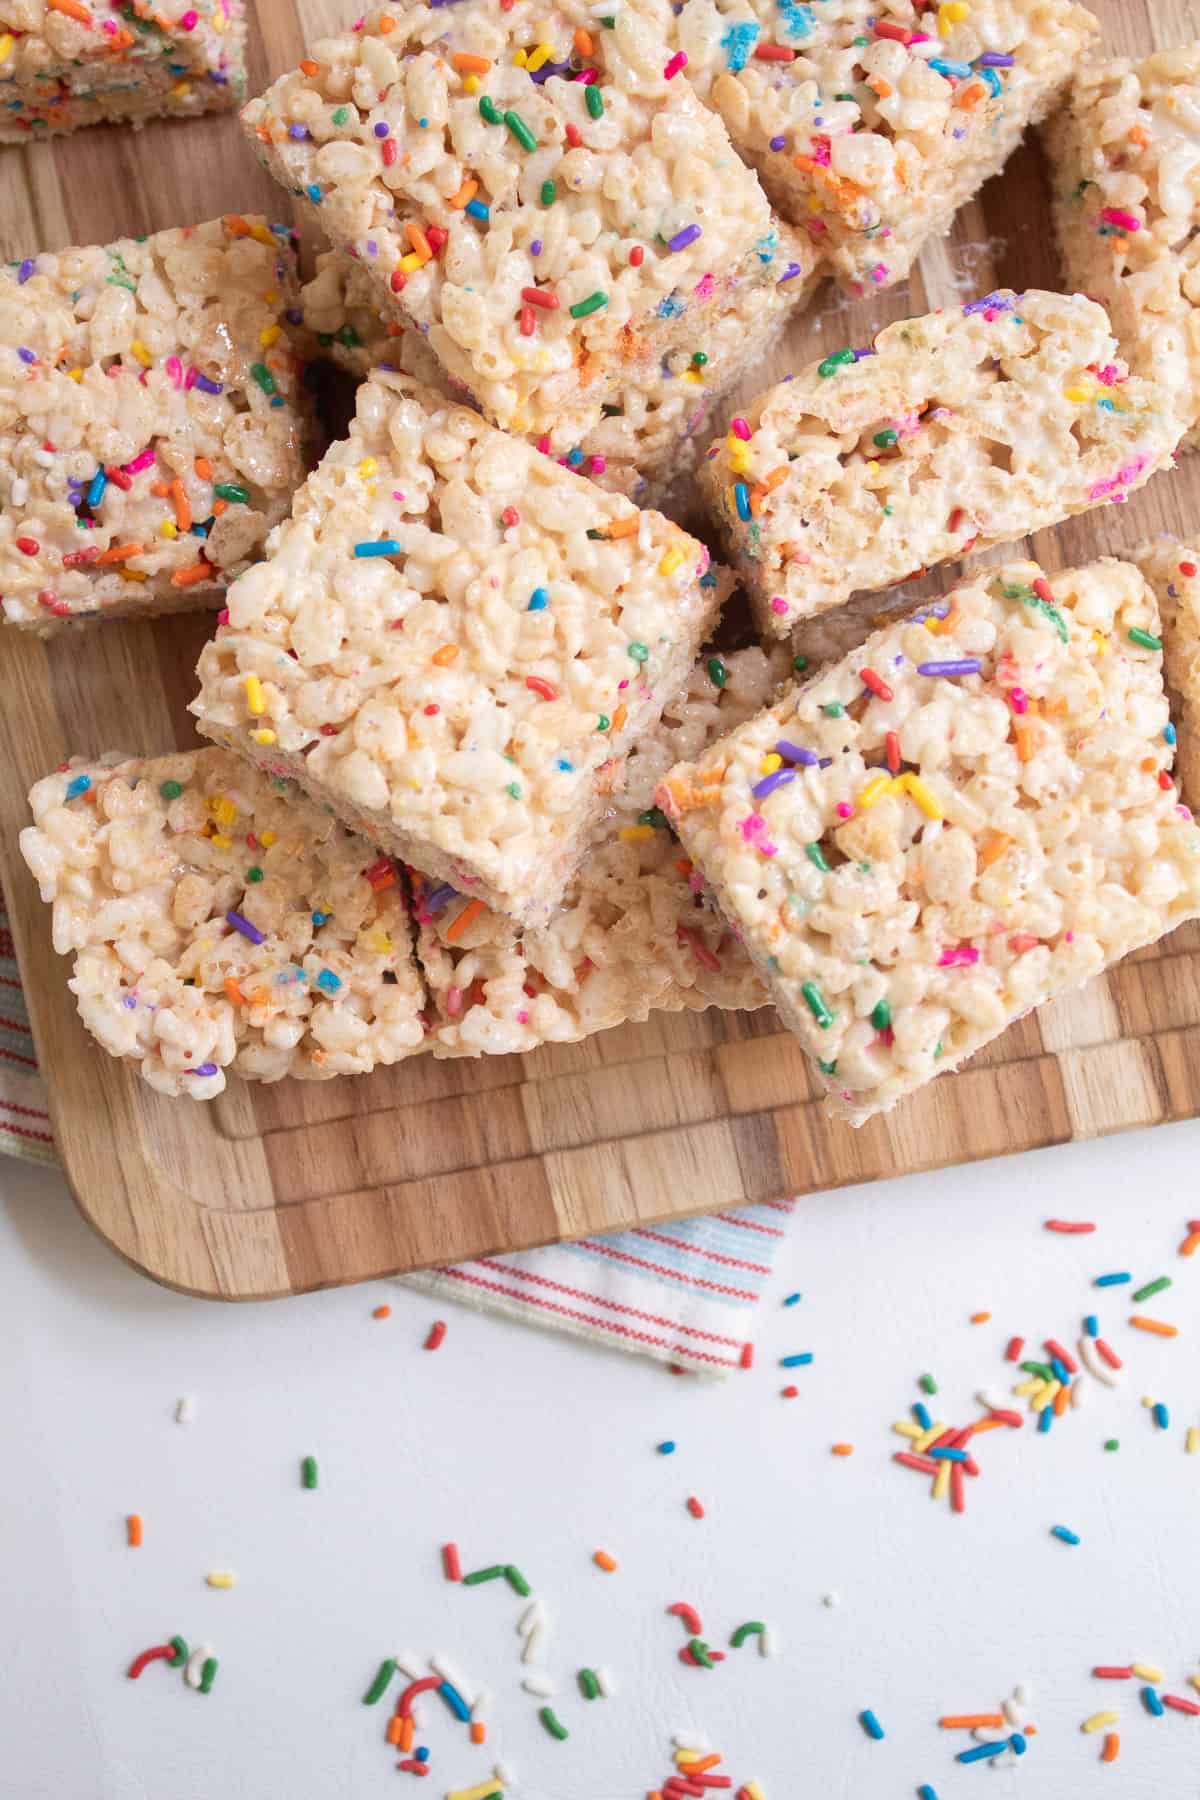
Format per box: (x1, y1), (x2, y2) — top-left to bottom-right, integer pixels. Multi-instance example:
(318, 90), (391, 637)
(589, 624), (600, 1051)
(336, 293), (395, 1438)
(1, 215), (312, 633)
(191, 371), (722, 927)
(1047, 42), (1200, 449)
(657, 558), (1200, 1126)
(0, 0), (247, 141)
(19, 750), (428, 1100)
(700, 288), (1178, 640)
(302, 223), (818, 506)
(242, 0), (773, 449)
(673, 0), (1097, 293)
(413, 637), (788, 1057)
(1135, 538), (1200, 813)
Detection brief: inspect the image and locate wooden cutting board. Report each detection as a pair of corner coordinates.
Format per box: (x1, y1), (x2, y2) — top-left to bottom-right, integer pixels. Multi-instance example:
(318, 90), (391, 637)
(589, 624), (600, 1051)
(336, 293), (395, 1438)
(2, 0), (1198, 1300)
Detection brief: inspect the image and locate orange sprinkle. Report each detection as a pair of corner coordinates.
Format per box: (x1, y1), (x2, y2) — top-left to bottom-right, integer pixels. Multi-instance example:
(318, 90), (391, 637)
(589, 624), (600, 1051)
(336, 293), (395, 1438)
(222, 214), (251, 238)
(574, 26), (594, 54)
(612, 703), (628, 731)
(406, 222), (433, 261)
(170, 561), (212, 588)
(378, 12), (395, 29)
(195, 455), (213, 480)
(758, 465), (790, 493)
(452, 51), (491, 71)
(1127, 124), (1150, 146)
(126, 1514), (143, 1548)
(681, 1756), (722, 1775)
(970, 1310), (992, 1323)
(956, 81), (986, 109)
(169, 478), (192, 532)
(399, 1715), (414, 1751)
(373, 1304), (392, 1320)
(299, 57), (318, 75)
(979, 832), (1011, 868)
(940, 1715), (1005, 1730)
(602, 515), (640, 539)
(1054, 1381), (1071, 1416)
(95, 542), (145, 565)
(1180, 1229), (1200, 1258)
(469, 1721), (486, 1745)
(385, 1718), (403, 1746)
(748, 489), (765, 517)
(969, 1416), (1005, 1434)
(831, 1443), (854, 1456)
(1102, 1731), (1120, 1762)
(212, 498), (228, 516)
(447, 179), (480, 209)
(224, 975), (246, 1006)
(593, 1550), (618, 1571)
(445, 898), (485, 943)
(1014, 723), (1034, 763)
(151, 479), (170, 497)
(867, 75), (893, 96)
(1130, 1315), (1178, 1337)
(48, 0), (93, 19)
(431, 643), (459, 666)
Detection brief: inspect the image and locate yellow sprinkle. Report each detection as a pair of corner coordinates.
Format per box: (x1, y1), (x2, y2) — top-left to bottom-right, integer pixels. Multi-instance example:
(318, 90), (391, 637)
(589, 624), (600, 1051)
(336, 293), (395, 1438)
(171, 80), (191, 99)
(1082, 1711), (1120, 1734)
(1187, 1427), (1200, 1455)
(897, 772), (944, 821)
(259, 324), (281, 348)
(67, 367), (82, 382)
(210, 834), (232, 849)
(205, 1571), (236, 1589)
(244, 673), (266, 716)
(252, 729), (277, 745)
(263, 288), (280, 305)
(741, 1785), (767, 1800)
(932, 1459), (951, 1502)
(1131, 1662), (1164, 1683)
(212, 8), (225, 30)
(1064, 387), (1091, 403)
(1189, 1673), (1200, 1693)
(526, 41), (553, 70)
(807, 192), (822, 213)
(1013, 1378), (1039, 1395)
(357, 457), (379, 480)
(728, 450), (753, 476)
(120, 568), (148, 582)
(684, 369), (703, 384)
(866, 459), (881, 476)
(759, 753), (783, 776)
(259, 831), (277, 848)
(1141, 1395), (1157, 1409)
(446, 1783), (509, 1800)
(1092, 630), (1109, 657)
(0, 34), (14, 62)
(463, 73), (479, 92)
(159, 520), (178, 539)
(209, 796), (237, 828)
(619, 824), (655, 842)
(513, 46), (527, 65)
(658, 547), (685, 578)
(857, 773), (891, 810)
(363, 928), (394, 954)
(129, 339), (153, 368)
(892, 1420), (922, 1439)
(399, 252), (424, 273)
(248, 222), (275, 247)
(912, 1421), (946, 1455)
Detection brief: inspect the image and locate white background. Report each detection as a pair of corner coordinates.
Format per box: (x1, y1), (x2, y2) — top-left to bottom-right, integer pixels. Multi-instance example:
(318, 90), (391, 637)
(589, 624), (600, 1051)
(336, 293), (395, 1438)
(4, 1123), (1200, 1800)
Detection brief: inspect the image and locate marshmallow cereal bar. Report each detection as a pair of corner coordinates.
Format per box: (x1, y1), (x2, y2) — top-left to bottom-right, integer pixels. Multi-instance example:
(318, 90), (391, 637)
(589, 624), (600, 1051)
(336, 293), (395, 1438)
(700, 288), (1178, 639)
(657, 558), (1200, 1126)
(1, 215), (312, 633)
(191, 371), (722, 926)
(19, 749), (427, 1100)
(241, 0), (774, 450)
(1135, 538), (1200, 813)
(672, 0), (1096, 293)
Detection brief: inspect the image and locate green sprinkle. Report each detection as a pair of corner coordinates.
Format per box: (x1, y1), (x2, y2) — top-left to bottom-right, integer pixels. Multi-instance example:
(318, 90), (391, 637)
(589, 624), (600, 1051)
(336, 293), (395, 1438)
(805, 842), (830, 873)
(1104, 1438), (1120, 1451)
(504, 108), (537, 151)
(462, 1565), (506, 1586)
(586, 528), (605, 539)
(871, 999), (891, 1030)
(918, 1373), (937, 1396)
(1020, 1360), (1055, 1380)
(479, 95), (502, 124)
(793, 655), (809, 672)
(1132, 1275), (1171, 1303)
(213, 483), (250, 504)
(578, 1667), (600, 1699)
(1129, 627), (1162, 651)
(250, 363), (276, 396)
(540, 1705), (569, 1741)
(597, 714), (611, 731)
(729, 1621), (766, 1648)
(1000, 581), (1069, 644)
(335, 323), (362, 349)
(818, 347), (855, 378)
(159, 779), (183, 800)
(331, 105), (349, 124)
(933, 1041), (944, 1060)
(363, 1658), (397, 1705)
(301, 1455), (318, 1489)
(599, 13), (615, 23)
(106, 273), (138, 292)
(506, 782), (522, 800)
(246, 865), (263, 883)
(586, 84), (604, 118)
(569, 291), (608, 319)
(628, 641), (649, 662)
(707, 656), (727, 688)
(692, 351), (709, 367)
(638, 807), (669, 829)
(688, 1637), (716, 1668)
(504, 1564), (532, 1596)
(801, 981), (835, 1029)
(199, 1656), (219, 1694)
(541, 179), (557, 205)
(167, 1635), (189, 1667)
(873, 429), (898, 448)
(821, 701), (844, 718)
(818, 1058), (838, 1076)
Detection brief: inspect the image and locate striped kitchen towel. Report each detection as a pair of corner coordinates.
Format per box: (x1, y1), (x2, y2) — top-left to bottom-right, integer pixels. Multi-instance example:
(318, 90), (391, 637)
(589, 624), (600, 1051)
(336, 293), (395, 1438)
(0, 892), (792, 1370)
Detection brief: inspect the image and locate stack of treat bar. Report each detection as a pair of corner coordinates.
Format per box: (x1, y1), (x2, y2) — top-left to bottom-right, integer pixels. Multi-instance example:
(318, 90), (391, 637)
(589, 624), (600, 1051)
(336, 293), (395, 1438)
(12, 1), (1200, 1130)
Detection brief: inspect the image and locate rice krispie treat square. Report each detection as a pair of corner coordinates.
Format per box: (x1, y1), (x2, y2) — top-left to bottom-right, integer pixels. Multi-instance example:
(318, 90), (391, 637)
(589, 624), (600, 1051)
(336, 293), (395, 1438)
(412, 638), (787, 1057)
(1047, 44), (1200, 449)
(700, 288), (1179, 640)
(241, 0), (774, 450)
(1135, 538), (1200, 814)
(0, 214), (313, 634)
(20, 749), (428, 1101)
(657, 557), (1200, 1126)
(672, 0), (1096, 293)
(0, 0), (246, 141)
(191, 371), (722, 927)
(301, 221), (816, 503)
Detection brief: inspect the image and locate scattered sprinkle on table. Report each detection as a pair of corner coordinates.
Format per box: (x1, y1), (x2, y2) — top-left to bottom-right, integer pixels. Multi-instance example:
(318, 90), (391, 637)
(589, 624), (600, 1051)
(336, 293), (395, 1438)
(1045, 1219), (1096, 1234)
(300, 1455), (318, 1489)
(686, 1496), (705, 1519)
(126, 1514), (143, 1548)
(425, 1320), (447, 1351)
(593, 1550), (618, 1572)
(1050, 1526), (1080, 1546)
(859, 1709), (885, 1740)
(205, 1571), (236, 1589)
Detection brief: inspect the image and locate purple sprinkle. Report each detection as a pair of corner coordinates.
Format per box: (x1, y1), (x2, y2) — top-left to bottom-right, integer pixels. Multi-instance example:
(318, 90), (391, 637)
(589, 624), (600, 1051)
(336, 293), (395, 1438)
(851, 347), (877, 362)
(977, 51), (1015, 66)
(18, 346), (36, 364)
(226, 909), (265, 945)
(122, 996), (137, 1009)
(18, 258), (35, 284)
(423, 883), (458, 914)
(287, 123), (309, 139)
(193, 372), (223, 395)
(769, 133), (787, 150)
(189, 1064), (220, 1077)
(286, 308), (303, 325)
(777, 262), (803, 284)
(752, 768), (797, 800)
(531, 239), (542, 256)
(962, 289), (1014, 316)
(529, 57), (571, 83)
(374, 121), (390, 137)
(917, 658), (981, 677)
(776, 740), (819, 766)
(667, 224), (703, 253)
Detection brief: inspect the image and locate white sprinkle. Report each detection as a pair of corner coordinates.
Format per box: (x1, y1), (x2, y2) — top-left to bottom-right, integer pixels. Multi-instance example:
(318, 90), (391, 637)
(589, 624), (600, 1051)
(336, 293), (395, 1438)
(760, 1627), (778, 1658)
(32, 448), (55, 468)
(1079, 1337), (1122, 1388)
(517, 1600), (544, 1636)
(185, 1644), (214, 1688)
(394, 1650), (426, 1681)
(522, 1674), (557, 1697)
(175, 1395), (195, 1423)
(976, 1387), (1008, 1412)
(470, 1687), (492, 1722)
(1071, 1377), (1087, 1410)
(1014, 1681), (1034, 1708)
(11, 478), (28, 507)
(673, 1733), (710, 1751)
(430, 1652), (470, 1695)
(521, 1621), (546, 1664)
(493, 1762), (517, 1787)
(594, 1667), (616, 1697)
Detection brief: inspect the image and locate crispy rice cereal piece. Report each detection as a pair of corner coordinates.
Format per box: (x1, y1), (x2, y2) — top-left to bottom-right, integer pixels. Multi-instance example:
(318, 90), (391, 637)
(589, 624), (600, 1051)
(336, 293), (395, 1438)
(413, 638), (789, 1056)
(657, 558), (1200, 1126)
(700, 287), (1178, 640)
(1047, 43), (1200, 450)
(191, 371), (722, 927)
(241, 0), (773, 450)
(1135, 538), (1200, 813)
(0, 0), (246, 141)
(672, 0), (1096, 293)
(19, 749), (427, 1100)
(0, 215), (312, 633)
(301, 223), (817, 503)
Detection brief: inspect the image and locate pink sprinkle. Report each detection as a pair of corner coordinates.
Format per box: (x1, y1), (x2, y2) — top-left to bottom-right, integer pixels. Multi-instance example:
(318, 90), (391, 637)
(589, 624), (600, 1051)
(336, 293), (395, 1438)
(217, 609), (230, 626)
(517, 1010), (530, 1023)
(446, 986), (464, 1018)
(663, 50), (688, 78)
(693, 271), (715, 300)
(165, 355), (183, 388)
(678, 926), (721, 973)
(122, 446), (157, 475)
(179, 7), (198, 26)
(739, 813), (777, 856)
(1088, 454), (1149, 503)
(868, 263), (889, 284)
(1009, 686), (1028, 714)
(536, 435), (551, 455)
(808, 134), (831, 168)
(574, 66), (598, 83)
(1100, 206), (1141, 233)
(1095, 363), (1120, 386)
(590, 454), (606, 474)
(730, 418), (751, 441)
(184, 366), (198, 391)
(836, 802), (853, 819)
(770, 597), (789, 616)
(938, 945), (980, 968)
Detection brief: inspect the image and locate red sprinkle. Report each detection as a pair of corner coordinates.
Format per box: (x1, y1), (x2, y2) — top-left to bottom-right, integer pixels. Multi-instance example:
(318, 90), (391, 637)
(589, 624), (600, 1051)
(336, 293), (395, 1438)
(1180, 561), (1198, 578)
(382, 136), (398, 166)
(565, 121), (582, 146)
(1032, 576), (1057, 606)
(1004, 1335), (1025, 1361)
(873, 18), (912, 40)
(950, 1463), (965, 1513)
(1158, 770), (1174, 791)
(686, 1495), (705, 1519)
(127, 1643), (175, 1680)
(426, 226), (448, 253)
(425, 1320), (447, 1351)
(739, 1341), (754, 1369)
(986, 1408), (1024, 1428)
(391, 271), (407, 293)
(754, 42), (795, 58)
(893, 1451), (938, 1473)
(885, 730), (901, 773)
(860, 667), (893, 702)
(781, 1384), (799, 1397)
(105, 464), (133, 491)
(1094, 1337), (1122, 1370)
(1044, 1338), (1078, 1374)
(501, 506), (519, 527)
(519, 305), (535, 337)
(442, 1542), (462, 1581)
(1093, 1666), (1134, 1679)
(1045, 1219), (1096, 1233)
(1164, 1695), (1200, 1715)
(15, 536), (39, 555)
(629, 244), (644, 267)
(521, 285), (559, 309)
(525, 676), (558, 701)
(668, 1601), (703, 1634)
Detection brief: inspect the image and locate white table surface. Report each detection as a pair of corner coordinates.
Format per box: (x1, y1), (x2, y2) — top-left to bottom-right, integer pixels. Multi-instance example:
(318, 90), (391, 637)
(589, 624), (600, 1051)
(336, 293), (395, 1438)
(5, 1123), (1200, 1800)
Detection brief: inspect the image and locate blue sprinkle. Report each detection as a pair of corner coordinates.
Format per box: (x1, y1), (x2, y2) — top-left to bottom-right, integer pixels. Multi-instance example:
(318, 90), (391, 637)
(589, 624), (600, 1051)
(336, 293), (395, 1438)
(1143, 1685), (1165, 1717)
(912, 1401), (932, 1430)
(311, 911), (330, 927)
(975, 66), (1003, 97)
(422, 886), (456, 915)
(1038, 1404), (1053, 1434)
(1164, 722), (1177, 745)
(86, 466), (107, 508)
(528, 588), (550, 610)
(316, 969), (342, 994)
(776, 0), (815, 40)
(1009, 1734), (1027, 1756)
(719, 19), (760, 71)
(958, 1742), (1007, 1765)
(65, 775), (91, 800)
(415, 1746), (429, 1762)
(438, 1681), (471, 1722)
(699, 571), (717, 587)
(783, 1292), (802, 1306)
(288, 123), (309, 139)
(566, 448), (584, 466)
(977, 51), (1015, 67)
(1094, 1272), (1131, 1287)
(1049, 1356), (1071, 1384)
(555, 759), (573, 772)
(859, 1710), (884, 1741)
(17, 346), (36, 364)
(465, 198), (490, 222)
(963, 289), (1015, 317)
(1153, 1401), (1169, 1429)
(734, 482), (751, 522)
(306, 183), (323, 204)
(657, 1440), (675, 1454)
(354, 539), (401, 557)
(1083, 1314), (1099, 1337)
(928, 1447), (967, 1463)
(781, 1352), (813, 1367)
(656, 295), (685, 319)
(918, 1789), (940, 1800)
(777, 262), (804, 284)
(226, 910), (265, 946)
(929, 57), (972, 78)
(1050, 1524), (1080, 1545)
